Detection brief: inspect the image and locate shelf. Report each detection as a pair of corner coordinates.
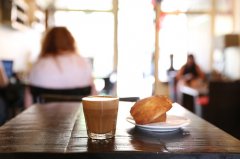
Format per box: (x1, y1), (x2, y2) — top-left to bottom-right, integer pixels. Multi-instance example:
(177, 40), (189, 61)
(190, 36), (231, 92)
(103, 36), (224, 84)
(1, 0), (45, 30)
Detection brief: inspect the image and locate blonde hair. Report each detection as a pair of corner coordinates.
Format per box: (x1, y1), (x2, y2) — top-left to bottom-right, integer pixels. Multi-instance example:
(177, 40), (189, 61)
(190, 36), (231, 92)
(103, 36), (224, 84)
(40, 26), (76, 57)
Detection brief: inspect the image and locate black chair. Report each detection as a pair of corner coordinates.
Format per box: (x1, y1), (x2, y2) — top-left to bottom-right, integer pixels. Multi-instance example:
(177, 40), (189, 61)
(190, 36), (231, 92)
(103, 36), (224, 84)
(30, 85), (140, 104)
(29, 85), (92, 103)
(39, 94), (84, 103)
(39, 95), (140, 103)
(119, 97), (140, 102)
(99, 71), (117, 95)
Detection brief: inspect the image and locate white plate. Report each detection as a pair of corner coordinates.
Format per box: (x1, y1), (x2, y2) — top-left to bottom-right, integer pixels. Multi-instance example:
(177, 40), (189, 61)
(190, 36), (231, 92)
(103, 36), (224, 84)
(126, 115), (190, 132)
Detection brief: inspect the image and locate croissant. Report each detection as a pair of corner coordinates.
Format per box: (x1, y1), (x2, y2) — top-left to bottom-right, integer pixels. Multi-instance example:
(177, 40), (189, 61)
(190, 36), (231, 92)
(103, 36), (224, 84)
(130, 95), (172, 125)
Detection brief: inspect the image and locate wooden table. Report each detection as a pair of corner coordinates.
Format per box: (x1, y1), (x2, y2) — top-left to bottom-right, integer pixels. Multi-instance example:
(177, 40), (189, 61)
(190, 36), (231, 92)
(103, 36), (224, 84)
(0, 102), (239, 159)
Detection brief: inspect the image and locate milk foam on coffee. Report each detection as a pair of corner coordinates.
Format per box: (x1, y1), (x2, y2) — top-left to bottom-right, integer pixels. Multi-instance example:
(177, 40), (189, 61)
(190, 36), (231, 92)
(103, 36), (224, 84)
(83, 96), (118, 101)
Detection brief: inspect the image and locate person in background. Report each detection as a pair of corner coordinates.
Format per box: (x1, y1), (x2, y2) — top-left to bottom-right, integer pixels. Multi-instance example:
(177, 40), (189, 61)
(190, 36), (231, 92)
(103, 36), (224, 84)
(0, 62), (9, 125)
(176, 54), (205, 85)
(25, 26), (97, 108)
(175, 54), (206, 103)
(0, 62), (9, 87)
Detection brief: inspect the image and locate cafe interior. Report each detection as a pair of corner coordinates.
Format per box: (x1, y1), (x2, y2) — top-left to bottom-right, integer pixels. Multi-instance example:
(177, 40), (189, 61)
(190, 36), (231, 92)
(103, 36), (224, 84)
(0, 0), (239, 141)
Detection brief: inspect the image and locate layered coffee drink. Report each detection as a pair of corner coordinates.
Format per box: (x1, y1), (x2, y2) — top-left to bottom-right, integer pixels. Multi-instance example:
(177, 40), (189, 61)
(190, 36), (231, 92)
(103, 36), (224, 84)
(82, 96), (119, 139)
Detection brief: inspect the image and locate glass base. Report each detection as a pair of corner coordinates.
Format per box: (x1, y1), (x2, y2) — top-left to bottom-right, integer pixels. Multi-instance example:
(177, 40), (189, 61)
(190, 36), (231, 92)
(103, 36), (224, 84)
(88, 131), (115, 140)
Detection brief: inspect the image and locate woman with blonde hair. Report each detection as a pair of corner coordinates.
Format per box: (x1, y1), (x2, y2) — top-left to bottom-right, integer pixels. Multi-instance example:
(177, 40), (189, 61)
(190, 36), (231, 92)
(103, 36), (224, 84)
(25, 26), (96, 107)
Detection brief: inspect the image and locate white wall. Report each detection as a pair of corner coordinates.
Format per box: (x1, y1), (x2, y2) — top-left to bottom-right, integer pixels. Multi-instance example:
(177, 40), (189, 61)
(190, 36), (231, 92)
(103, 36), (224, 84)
(224, 47), (240, 80)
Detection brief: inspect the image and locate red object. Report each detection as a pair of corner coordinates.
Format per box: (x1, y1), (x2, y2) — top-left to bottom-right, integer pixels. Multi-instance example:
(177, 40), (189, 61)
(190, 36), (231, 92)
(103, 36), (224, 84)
(197, 96), (209, 106)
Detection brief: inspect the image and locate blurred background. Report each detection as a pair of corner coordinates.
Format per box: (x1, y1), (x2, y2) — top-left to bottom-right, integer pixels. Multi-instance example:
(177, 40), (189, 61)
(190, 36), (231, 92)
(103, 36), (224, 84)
(0, 0), (240, 139)
(1, 0), (240, 97)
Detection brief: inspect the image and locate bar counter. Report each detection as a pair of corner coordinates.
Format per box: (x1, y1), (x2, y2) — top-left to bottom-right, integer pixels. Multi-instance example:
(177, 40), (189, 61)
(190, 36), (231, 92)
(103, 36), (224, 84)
(0, 101), (239, 159)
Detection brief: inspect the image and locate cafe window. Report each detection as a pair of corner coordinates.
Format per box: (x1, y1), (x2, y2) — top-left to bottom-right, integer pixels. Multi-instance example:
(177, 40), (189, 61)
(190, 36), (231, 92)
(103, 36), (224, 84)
(117, 0), (155, 97)
(54, 11), (114, 78)
(215, 0), (234, 36)
(54, 0), (113, 10)
(53, 1), (114, 78)
(161, 0), (211, 12)
(158, 13), (211, 81)
(53, 0), (155, 98)
(157, 0), (235, 82)
(49, 0), (236, 96)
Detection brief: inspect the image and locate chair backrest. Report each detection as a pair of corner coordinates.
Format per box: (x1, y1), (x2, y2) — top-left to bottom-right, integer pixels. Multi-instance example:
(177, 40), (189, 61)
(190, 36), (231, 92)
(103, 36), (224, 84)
(29, 85), (91, 103)
(119, 97), (140, 102)
(39, 95), (140, 103)
(39, 94), (84, 103)
(99, 71), (117, 95)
